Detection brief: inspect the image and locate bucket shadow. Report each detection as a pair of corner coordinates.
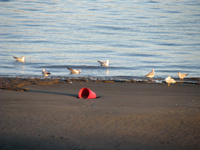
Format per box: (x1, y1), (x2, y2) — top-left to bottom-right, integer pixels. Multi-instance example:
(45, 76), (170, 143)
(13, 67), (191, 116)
(27, 90), (101, 99)
(28, 90), (79, 98)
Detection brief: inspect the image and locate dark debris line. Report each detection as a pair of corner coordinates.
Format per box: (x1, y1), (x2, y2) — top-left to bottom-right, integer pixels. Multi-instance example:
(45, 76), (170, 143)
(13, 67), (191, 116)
(0, 77), (199, 91)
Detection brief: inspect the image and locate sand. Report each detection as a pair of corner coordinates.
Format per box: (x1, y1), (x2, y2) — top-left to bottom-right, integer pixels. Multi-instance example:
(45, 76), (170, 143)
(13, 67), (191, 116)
(1, 78), (200, 150)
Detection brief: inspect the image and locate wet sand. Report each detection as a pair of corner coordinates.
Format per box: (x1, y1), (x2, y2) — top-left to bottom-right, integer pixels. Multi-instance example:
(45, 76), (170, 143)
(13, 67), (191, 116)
(1, 77), (200, 150)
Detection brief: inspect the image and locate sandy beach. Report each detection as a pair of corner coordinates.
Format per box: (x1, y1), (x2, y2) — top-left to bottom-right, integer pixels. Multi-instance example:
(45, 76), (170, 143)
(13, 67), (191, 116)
(1, 78), (200, 150)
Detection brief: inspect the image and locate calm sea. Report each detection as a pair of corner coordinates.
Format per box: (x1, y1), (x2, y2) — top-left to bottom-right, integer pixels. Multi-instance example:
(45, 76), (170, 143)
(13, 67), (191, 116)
(0, 0), (200, 81)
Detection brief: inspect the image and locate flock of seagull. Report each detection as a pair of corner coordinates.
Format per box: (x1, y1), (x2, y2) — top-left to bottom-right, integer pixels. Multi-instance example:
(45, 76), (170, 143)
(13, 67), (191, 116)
(144, 69), (188, 86)
(13, 56), (188, 86)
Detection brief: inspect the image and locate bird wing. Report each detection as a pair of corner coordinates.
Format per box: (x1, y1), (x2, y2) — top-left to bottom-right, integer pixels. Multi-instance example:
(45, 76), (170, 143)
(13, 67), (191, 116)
(43, 70), (50, 75)
(98, 60), (107, 66)
(182, 73), (188, 78)
(68, 67), (79, 74)
(46, 71), (51, 75)
(145, 72), (151, 77)
(13, 56), (18, 59)
(170, 78), (176, 83)
(67, 67), (74, 72)
(145, 71), (154, 77)
(97, 60), (103, 64)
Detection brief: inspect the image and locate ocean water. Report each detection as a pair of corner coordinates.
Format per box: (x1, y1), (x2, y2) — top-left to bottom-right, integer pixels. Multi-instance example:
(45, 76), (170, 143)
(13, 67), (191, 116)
(0, 0), (200, 81)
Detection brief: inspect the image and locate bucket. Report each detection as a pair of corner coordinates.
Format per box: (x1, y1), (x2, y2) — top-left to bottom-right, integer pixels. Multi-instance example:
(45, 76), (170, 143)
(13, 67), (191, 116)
(79, 88), (96, 99)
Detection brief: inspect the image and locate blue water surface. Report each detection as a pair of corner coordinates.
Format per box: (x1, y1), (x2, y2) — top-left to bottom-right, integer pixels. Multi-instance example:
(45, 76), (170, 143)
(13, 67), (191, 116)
(0, 0), (200, 81)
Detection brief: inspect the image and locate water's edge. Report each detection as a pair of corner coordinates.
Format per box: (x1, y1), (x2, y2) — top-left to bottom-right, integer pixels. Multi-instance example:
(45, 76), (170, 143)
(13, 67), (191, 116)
(1, 75), (200, 85)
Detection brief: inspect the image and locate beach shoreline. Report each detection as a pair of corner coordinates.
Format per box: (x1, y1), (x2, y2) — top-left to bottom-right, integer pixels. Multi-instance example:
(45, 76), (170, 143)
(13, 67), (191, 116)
(0, 76), (200, 91)
(1, 77), (200, 150)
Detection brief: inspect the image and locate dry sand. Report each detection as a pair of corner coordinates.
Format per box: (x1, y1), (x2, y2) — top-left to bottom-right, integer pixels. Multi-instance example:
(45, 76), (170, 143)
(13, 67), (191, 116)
(1, 78), (200, 150)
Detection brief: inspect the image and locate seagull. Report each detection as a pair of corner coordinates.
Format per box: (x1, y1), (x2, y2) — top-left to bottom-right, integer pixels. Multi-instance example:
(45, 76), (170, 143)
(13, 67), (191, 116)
(165, 76), (176, 86)
(67, 67), (81, 74)
(42, 68), (51, 77)
(178, 72), (188, 81)
(145, 69), (155, 80)
(13, 56), (25, 63)
(97, 60), (109, 67)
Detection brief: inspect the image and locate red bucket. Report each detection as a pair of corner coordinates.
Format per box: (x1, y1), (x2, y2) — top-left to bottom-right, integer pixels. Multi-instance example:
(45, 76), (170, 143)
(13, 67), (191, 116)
(79, 88), (96, 99)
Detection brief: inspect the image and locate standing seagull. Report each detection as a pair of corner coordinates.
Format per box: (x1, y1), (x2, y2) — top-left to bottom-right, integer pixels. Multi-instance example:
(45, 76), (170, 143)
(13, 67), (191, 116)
(13, 56), (25, 63)
(145, 69), (155, 80)
(67, 67), (81, 74)
(165, 76), (176, 86)
(42, 68), (51, 77)
(178, 72), (188, 81)
(97, 60), (109, 67)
